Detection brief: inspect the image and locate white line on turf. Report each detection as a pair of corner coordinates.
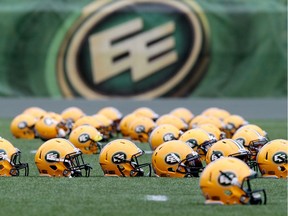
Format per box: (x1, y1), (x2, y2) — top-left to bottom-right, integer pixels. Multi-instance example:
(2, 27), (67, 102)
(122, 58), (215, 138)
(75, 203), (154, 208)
(144, 150), (153, 154)
(145, 195), (168, 202)
(30, 150), (37, 154)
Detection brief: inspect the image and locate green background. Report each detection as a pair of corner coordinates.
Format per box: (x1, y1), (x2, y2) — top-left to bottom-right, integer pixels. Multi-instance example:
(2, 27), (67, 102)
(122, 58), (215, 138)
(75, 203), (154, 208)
(0, 0), (286, 98)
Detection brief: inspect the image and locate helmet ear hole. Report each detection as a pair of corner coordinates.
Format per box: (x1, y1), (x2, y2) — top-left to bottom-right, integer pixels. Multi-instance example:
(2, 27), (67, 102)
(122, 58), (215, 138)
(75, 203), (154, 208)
(50, 165), (57, 170)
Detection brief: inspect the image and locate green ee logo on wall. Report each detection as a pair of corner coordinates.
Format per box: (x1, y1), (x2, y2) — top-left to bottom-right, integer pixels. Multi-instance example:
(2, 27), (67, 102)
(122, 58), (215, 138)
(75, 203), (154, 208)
(57, 0), (210, 98)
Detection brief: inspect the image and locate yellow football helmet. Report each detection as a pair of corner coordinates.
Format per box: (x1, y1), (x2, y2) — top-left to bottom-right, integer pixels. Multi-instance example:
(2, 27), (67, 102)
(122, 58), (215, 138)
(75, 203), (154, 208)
(205, 139), (251, 165)
(35, 138), (92, 177)
(152, 140), (203, 177)
(128, 116), (156, 142)
(257, 139), (287, 178)
(238, 124), (269, 140)
(199, 157), (267, 205)
(223, 114), (248, 138)
(197, 123), (226, 141)
(189, 114), (210, 129)
(0, 137), (29, 176)
(201, 107), (231, 121)
(73, 116), (105, 135)
(133, 107), (159, 121)
(22, 106), (47, 119)
(232, 127), (268, 159)
(148, 124), (183, 150)
(99, 139), (151, 177)
(61, 106), (86, 123)
(93, 114), (114, 140)
(156, 114), (188, 131)
(69, 125), (103, 154)
(179, 128), (217, 161)
(169, 107), (194, 124)
(119, 113), (137, 137)
(10, 113), (37, 139)
(34, 113), (69, 140)
(97, 106), (123, 134)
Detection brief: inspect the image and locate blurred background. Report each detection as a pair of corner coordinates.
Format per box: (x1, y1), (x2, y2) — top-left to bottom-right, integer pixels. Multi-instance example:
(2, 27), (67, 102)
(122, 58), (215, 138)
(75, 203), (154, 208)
(0, 0), (286, 99)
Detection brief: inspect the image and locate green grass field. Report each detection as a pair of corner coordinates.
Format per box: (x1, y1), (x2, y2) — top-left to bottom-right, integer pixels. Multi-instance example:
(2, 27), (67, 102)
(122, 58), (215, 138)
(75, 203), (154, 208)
(0, 118), (287, 216)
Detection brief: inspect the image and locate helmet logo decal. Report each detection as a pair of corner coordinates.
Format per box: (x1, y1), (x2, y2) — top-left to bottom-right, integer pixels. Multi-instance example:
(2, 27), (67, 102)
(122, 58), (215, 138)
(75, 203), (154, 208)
(0, 149), (7, 161)
(18, 121), (27, 129)
(210, 151), (223, 162)
(163, 133), (176, 142)
(218, 171), (237, 186)
(44, 117), (55, 126)
(78, 133), (90, 143)
(45, 151), (60, 163)
(273, 152), (287, 164)
(135, 125), (145, 133)
(112, 152), (127, 164)
(165, 153), (180, 164)
(186, 139), (198, 148)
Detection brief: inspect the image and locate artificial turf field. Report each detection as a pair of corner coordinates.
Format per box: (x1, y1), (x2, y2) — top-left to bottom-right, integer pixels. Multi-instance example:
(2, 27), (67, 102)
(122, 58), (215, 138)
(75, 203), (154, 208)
(0, 117), (287, 216)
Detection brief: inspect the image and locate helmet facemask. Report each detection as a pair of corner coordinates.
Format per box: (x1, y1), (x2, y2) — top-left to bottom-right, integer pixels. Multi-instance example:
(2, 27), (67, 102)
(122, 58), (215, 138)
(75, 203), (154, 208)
(10, 150), (29, 176)
(178, 153), (203, 177)
(63, 151), (92, 177)
(116, 151), (151, 177)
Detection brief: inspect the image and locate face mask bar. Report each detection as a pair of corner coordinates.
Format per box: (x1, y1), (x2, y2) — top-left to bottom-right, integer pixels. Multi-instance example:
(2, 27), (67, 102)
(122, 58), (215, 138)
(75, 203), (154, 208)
(248, 138), (268, 155)
(10, 151), (29, 176)
(117, 151), (152, 177)
(64, 152), (92, 177)
(177, 153), (204, 177)
(241, 174), (267, 205)
(200, 139), (216, 155)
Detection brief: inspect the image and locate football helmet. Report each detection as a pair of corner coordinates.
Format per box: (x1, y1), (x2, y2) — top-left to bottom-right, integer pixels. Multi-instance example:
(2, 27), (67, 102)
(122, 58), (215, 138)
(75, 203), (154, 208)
(149, 124), (183, 150)
(35, 138), (92, 177)
(189, 114), (210, 129)
(99, 139), (151, 177)
(238, 124), (269, 140)
(97, 106), (123, 129)
(133, 107), (159, 121)
(205, 139), (251, 165)
(152, 140), (203, 177)
(69, 125), (103, 154)
(93, 114), (114, 140)
(199, 157), (267, 205)
(22, 106), (47, 119)
(156, 114), (188, 131)
(201, 107), (231, 121)
(10, 113), (37, 139)
(223, 114), (248, 138)
(257, 139), (287, 178)
(179, 128), (217, 161)
(232, 127), (268, 159)
(169, 107), (194, 124)
(73, 116), (105, 135)
(61, 106), (85, 123)
(119, 113), (138, 137)
(128, 116), (156, 142)
(197, 123), (226, 140)
(0, 137), (29, 176)
(34, 113), (69, 140)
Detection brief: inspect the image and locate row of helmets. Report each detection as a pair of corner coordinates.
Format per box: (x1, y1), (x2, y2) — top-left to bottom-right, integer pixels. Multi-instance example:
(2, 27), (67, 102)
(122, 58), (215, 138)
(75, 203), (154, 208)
(0, 135), (286, 205)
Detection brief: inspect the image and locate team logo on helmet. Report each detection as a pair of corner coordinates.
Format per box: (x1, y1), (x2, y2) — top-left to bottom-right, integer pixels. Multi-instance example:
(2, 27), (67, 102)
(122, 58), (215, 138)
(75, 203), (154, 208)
(210, 151), (223, 162)
(45, 151), (60, 163)
(186, 139), (198, 148)
(112, 152), (127, 164)
(165, 153), (180, 164)
(57, 0), (210, 98)
(44, 117), (55, 126)
(218, 171), (237, 186)
(0, 149), (7, 161)
(135, 125), (145, 133)
(78, 133), (90, 143)
(18, 121), (27, 129)
(272, 152), (287, 164)
(163, 133), (176, 142)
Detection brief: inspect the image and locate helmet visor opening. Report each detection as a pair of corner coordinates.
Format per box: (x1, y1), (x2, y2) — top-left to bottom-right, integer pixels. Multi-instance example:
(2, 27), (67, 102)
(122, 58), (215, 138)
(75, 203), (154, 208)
(64, 152), (92, 177)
